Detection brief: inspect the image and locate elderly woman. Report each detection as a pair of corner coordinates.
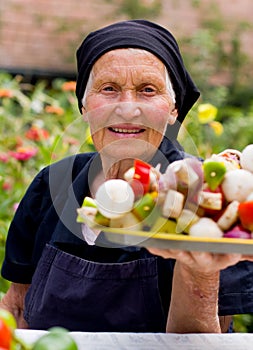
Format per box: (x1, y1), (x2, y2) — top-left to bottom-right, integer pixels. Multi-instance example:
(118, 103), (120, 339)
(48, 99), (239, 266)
(1, 20), (253, 333)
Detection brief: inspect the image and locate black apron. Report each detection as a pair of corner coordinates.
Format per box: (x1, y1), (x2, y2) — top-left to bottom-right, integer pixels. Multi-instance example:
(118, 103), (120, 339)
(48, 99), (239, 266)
(24, 244), (167, 332)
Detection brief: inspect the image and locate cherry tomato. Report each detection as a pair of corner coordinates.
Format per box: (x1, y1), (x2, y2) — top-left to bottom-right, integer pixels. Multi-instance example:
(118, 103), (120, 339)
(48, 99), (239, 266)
(238, 201), (253, 231)
(0, 319), (11, 349)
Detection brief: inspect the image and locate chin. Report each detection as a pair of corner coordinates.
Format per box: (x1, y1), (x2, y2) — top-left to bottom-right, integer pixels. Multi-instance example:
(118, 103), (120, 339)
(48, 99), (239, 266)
(104, 146), (155, 163)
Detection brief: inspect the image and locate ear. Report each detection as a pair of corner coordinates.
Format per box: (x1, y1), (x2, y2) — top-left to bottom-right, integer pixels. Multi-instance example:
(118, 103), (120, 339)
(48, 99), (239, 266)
(82, 106), (88, 122)
(167, 107), (178, 125)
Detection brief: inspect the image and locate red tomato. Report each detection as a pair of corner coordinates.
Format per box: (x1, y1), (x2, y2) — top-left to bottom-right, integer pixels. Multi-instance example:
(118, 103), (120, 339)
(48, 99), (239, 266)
(0, 319), (11, 349)
(238, 201), (253, 231)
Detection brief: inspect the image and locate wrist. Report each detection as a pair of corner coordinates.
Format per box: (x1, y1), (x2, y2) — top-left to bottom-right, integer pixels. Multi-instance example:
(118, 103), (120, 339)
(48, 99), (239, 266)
(176, 261), (220, 300)
(167, 261), (221, 333)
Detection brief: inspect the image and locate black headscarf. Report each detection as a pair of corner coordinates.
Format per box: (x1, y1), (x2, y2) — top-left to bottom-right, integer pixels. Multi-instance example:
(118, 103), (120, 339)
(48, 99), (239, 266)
(75, 20), (200, 139)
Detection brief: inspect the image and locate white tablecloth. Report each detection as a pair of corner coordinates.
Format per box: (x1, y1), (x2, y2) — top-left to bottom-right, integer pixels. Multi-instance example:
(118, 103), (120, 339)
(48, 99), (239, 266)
(15, 329), (253, 350)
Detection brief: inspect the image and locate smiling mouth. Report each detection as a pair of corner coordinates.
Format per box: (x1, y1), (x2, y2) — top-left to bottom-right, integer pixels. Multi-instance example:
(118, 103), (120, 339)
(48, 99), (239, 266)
(109, 127), (145, 134)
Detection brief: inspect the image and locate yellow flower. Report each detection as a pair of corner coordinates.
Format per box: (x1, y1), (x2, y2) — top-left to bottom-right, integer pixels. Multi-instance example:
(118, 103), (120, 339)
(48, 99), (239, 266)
(209, 121), (224, 136)
(197, 103), (218, 124)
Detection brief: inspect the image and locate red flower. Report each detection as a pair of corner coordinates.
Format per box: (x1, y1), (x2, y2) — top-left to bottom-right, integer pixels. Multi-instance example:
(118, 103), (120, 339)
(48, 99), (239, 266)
(9, 146), (38, 161)
(2, 182), (12, 191)
(45, 105), (64, 115)
(0, 89), (13, 98)
(25, 125), (49, 141)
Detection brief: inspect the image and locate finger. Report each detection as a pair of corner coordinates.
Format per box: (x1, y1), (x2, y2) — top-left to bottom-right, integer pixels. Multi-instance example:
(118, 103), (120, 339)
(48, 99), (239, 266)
(240, 255), (253, 262)
(147, 247), (191, 260)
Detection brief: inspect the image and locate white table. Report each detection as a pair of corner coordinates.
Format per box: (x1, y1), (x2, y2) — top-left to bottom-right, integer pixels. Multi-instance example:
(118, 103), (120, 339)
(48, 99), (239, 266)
(15, 329), (253, 350)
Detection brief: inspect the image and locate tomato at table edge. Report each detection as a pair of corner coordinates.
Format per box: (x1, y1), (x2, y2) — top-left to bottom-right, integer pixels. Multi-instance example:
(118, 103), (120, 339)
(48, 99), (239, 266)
(0, 309), (17, 331)
(0, 319), (12, 350)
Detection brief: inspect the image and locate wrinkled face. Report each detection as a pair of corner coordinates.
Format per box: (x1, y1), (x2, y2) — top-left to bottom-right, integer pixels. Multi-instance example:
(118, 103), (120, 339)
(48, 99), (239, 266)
(82, 49), (178, 162)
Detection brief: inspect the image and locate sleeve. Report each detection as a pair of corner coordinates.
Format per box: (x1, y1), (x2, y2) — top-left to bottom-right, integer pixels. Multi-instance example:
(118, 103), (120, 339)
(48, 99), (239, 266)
(1, 168), (52, 283)
(219, 261), (253, 315)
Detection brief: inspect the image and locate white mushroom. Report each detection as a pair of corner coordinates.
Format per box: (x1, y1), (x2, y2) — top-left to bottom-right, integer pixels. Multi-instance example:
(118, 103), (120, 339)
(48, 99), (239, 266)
(221, 169), (253, 202)
(95, 179), (135, 219)
(189, 217), (223, 238)
(198, 190), (223, 210)
(240, 144), (253, 173)
(176, 209), (200, 234)
(217, 200), (239, 231)
(162, 189), (184, 219)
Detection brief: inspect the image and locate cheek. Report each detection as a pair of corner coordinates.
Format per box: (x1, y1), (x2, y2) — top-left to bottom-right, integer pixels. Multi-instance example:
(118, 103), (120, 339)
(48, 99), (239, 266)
(85, 102), (113, 132)
(146, 103), (171, 131)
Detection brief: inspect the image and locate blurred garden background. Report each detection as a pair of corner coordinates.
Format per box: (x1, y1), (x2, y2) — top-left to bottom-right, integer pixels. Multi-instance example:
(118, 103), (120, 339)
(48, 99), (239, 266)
(0, 0), (253, 332)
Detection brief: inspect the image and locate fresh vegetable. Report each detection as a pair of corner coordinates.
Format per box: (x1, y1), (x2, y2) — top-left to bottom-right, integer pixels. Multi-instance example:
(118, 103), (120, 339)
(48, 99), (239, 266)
(124, 159), (158, 197)
(189, 218), (223, 238)
(132, 193), (156, 221)
(162, 189), (184, 218)
(203, 160), (226, 191)
(0, 309), (78, 350)
(198, 190), (223, 210)
(217, 200), (239, 231)
(110, 212), (142, 230)
(240, 144), (253, 173)
(32, 327), (78, 350)
(151, 217), (178, 233)
(176, 209), (199, 234)
(0, 319), (11, 349)
(0, 309), (17, 331)
(95, 179), (135, 219)
(77, 144), (253, 240)
(238, 200), (253, 231)
(223, 225), (251, 239)
(221, 169), (253, 202)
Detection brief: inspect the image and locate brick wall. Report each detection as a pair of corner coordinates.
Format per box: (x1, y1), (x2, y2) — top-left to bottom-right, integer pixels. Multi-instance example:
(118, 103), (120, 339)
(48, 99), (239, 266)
(0, 0), (252, 76)
(0, 0), (118, 75)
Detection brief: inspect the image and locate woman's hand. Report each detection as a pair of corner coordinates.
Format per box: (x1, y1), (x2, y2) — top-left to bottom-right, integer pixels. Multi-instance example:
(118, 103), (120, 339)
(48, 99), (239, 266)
(147, 248), (253, 333)
(147, 248), (253, 274)
(0, 283), (30, 328)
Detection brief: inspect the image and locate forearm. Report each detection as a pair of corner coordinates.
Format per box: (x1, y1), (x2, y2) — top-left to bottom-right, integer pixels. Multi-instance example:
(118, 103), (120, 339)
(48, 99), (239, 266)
(0, 283), (30, 328)
(167, 261), (221, 333)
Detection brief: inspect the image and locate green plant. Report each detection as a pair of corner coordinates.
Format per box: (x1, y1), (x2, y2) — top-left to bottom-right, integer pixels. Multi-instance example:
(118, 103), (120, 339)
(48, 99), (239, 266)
(0, 72), (95, 294)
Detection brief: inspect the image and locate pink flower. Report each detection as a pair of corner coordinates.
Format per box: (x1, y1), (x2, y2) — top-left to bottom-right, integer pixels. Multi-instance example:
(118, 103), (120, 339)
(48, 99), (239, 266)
(0, 153), (9, 162)
(13, 202), (20, 212)
(9, 146), (38, 161)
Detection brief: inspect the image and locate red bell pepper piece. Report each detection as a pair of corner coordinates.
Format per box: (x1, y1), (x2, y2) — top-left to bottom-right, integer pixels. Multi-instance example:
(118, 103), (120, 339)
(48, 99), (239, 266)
(131, 159), (152, 196)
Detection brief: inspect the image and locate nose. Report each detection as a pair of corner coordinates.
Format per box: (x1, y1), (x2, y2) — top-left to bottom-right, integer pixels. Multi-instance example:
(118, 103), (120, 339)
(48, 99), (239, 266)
(115, 103), (141, 118)
(115, 102), (141, 119)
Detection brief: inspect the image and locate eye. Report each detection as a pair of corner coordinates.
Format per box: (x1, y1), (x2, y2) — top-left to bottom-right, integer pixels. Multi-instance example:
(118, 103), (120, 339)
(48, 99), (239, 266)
(100, 84), (118, 94)
(139, 85), (157, 96)
(103, 86), (114, 91)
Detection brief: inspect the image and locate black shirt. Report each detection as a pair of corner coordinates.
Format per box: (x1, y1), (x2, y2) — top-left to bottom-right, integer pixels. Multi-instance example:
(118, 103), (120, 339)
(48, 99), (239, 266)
(2, 139), (253, 316)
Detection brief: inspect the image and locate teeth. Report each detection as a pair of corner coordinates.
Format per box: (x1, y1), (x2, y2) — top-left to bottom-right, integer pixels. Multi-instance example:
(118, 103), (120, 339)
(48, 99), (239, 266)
(111, 127), (141, 133)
